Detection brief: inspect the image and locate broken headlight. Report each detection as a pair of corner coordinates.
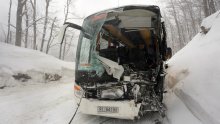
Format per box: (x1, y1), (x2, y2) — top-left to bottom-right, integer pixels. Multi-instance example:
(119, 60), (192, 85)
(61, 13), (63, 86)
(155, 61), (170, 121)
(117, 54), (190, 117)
(99, 86), (124, 100)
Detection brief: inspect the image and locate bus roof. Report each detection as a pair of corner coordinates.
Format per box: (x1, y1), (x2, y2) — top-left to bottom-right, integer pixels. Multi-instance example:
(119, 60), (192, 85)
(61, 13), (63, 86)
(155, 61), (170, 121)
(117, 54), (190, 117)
(85, 5), (161, 20)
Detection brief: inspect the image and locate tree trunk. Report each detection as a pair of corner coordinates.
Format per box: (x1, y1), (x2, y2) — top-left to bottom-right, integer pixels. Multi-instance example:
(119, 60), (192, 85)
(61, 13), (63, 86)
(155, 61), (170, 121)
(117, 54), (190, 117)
(6, 0), (12, 43)
(24, 3), (29, 48)
(178, 0), (190, 41)
(30, 0), (37, 49)
(9, 31), (12, 43)
(185, 0), (198, 36)
(209, 0), (216, 14)
(203, 0), (209, 17)
(15, 0), (26, 46)
(65, 33), (74, 55)
(59, 43), (62, 59)
(60, 0), (71, 60)
(40, 0), (50, 52)
(62, 39), (67, 60)
(170, 0), (183, 48)
(46, 17), (56, 54)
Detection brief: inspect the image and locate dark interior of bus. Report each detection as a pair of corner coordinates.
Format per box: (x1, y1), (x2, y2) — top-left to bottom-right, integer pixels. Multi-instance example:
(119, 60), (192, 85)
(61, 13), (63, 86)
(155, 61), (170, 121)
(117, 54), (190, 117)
(96, 12), (160, 72)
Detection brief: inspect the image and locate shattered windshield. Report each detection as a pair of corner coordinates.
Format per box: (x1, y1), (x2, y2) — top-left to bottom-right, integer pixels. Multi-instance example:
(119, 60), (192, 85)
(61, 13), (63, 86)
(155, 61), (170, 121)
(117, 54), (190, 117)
(76, 13), (107, 77)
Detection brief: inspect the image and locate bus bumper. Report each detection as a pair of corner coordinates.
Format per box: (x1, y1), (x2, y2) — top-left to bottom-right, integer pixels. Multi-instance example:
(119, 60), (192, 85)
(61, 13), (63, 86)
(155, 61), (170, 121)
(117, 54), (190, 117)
(78, 98), (141, 120)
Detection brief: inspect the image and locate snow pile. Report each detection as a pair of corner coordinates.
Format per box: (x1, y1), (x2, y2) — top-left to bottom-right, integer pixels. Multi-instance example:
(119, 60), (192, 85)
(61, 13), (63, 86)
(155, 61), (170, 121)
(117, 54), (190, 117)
(166, 10), (220, 124)
(0, 42), (75, 87)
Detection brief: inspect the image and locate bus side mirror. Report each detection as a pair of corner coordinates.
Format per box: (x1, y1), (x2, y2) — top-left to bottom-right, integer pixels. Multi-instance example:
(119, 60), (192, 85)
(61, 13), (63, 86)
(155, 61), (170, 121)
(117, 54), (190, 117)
(64, 22), (83, 31)
(166, 47), (172, 59)
(64, 22), (92, 39)
(58, 22), (92, 45)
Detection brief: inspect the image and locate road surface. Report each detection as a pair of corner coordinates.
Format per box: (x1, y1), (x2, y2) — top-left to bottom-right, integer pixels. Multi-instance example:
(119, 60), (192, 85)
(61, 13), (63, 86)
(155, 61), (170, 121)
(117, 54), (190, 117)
(0, 81), (170, 124)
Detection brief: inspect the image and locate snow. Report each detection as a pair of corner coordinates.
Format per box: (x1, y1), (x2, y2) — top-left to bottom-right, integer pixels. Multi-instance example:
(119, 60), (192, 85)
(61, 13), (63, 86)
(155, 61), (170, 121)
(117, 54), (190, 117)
(166, 10), (220, 124)
(0, 42), (75, 87)
(0, 80), (76, 124)
(164, 92), (202, 124)
(0, 42), (74, 73)
(0, 42), (77, 124)
(201, 11), (220, 29)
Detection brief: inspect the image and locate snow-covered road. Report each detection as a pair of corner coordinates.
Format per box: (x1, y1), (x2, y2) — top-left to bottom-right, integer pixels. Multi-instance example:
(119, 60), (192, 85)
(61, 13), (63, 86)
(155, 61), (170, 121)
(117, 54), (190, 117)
(0, 81), (75, 124)
(0, 80), (202, 124)
(0, 81), (170, 124)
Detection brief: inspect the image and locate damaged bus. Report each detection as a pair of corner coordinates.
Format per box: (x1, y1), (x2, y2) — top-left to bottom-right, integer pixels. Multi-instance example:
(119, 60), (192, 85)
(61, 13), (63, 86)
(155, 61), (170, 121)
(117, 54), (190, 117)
(59, 5), (172, 120)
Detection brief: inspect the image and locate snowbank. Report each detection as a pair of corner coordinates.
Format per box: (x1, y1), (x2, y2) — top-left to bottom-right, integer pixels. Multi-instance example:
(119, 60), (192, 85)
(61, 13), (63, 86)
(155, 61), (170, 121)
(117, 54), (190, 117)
(166, 10), (220, 124)
(0, 42), (75, 87)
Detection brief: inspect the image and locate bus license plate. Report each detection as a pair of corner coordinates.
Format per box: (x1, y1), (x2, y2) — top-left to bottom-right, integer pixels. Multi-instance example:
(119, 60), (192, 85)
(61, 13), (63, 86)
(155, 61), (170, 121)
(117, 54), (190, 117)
(97, 106), (119, 113)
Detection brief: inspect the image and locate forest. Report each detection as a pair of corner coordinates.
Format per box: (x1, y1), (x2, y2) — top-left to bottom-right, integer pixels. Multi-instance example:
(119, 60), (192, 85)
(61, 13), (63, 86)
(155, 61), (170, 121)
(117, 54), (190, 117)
(1, 0), (220, 59)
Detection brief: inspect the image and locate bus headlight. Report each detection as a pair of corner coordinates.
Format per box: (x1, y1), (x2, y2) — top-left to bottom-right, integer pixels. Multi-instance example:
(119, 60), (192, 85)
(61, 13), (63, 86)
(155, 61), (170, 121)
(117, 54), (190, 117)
(74, 84), (84, 98)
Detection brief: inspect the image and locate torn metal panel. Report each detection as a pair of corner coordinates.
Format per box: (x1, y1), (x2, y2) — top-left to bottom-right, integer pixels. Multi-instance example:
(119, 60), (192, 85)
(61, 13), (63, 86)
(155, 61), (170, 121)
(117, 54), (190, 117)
(97, 55), (124, 80)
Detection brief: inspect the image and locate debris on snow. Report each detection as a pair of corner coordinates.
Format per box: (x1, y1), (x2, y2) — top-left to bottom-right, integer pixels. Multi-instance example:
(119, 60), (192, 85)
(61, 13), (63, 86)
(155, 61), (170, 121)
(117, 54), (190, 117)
(12, 73), (31, 82)
(44, 73), (62, 82)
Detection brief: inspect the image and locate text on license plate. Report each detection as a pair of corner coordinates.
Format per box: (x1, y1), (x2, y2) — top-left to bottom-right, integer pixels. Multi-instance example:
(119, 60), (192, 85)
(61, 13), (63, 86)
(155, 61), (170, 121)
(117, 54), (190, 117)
(97, 106), (119, 113)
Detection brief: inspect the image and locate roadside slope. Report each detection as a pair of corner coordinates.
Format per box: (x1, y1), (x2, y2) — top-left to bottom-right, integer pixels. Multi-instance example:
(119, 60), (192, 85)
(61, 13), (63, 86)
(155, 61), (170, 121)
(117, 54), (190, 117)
(166, 10), (220, 124)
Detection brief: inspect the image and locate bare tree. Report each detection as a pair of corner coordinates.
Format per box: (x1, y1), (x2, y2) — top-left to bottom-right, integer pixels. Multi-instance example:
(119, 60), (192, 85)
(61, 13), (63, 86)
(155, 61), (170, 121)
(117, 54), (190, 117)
(215, 0), (220, 10)
(6, 0), (12, 43)
(40, 0), (51, 52)
(185, 0), (198, 36)
(46, 17), (57, 54)
(59, 0), (72, 60)
(65, 33), (75, 55)
(15, 0), (27, 46)
(170, 0), (183, 48)
(203, 0), (210, 17)
(30, 0), (37, 49)
(202, 0), (217, 17)
(163, 0), (206, 52)
(24, 2), (29, 48)
(209, 0), (216, 14)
